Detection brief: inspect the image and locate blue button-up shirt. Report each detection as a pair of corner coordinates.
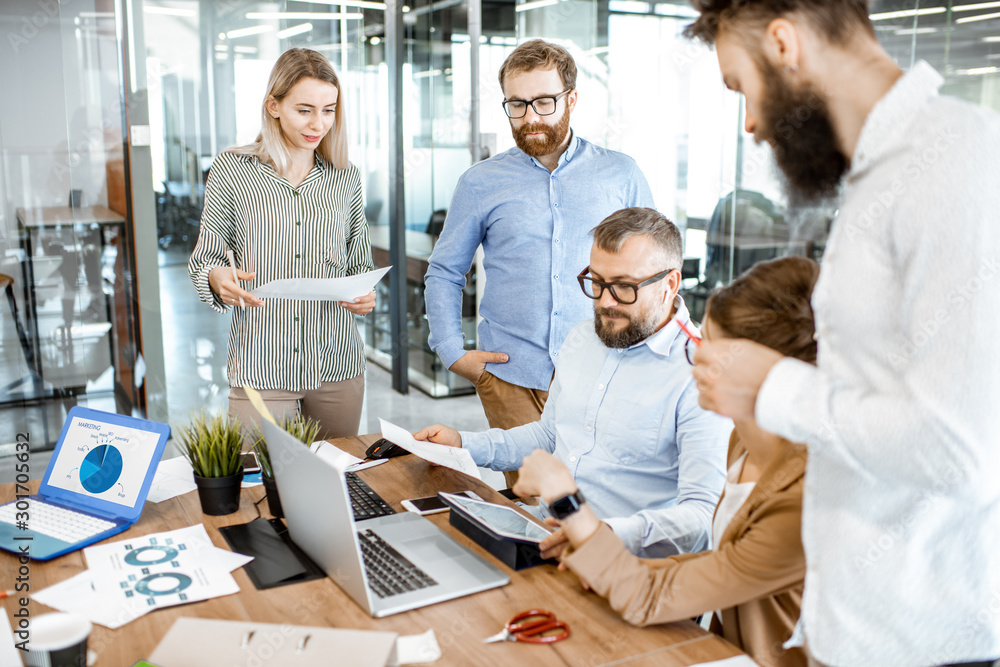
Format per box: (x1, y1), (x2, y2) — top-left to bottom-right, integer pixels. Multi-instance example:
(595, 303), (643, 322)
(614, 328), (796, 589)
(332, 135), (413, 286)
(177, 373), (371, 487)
(460, 298), (731, 557)
(425, 133), (655, 390)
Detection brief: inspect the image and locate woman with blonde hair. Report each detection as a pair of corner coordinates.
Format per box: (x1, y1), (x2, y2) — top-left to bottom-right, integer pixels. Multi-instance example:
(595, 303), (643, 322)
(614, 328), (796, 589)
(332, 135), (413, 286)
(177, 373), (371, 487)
(189, 48), (374, 440)
(515, 256), (821, 667)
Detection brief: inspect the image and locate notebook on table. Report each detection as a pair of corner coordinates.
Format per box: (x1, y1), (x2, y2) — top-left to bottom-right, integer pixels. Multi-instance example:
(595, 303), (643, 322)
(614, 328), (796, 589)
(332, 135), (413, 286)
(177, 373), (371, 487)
(0, 406), (170, 561)
(262, 418), (509, 617)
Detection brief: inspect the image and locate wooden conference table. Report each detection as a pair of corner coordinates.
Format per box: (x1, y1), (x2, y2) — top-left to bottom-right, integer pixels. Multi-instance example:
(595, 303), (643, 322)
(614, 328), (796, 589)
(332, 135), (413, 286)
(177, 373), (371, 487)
(0, 434), (745, 666)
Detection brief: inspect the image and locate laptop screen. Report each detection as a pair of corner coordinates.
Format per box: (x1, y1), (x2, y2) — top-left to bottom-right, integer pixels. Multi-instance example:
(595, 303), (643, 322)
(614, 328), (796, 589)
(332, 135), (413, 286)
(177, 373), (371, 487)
(40, 407), (170, 522)
(46, 414), (162, 507)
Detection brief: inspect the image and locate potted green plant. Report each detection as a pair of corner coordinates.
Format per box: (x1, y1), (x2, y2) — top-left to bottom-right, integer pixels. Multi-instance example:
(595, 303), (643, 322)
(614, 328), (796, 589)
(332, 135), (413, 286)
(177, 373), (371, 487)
(176, 412), (245, 516)
(254, 414), (322, 519)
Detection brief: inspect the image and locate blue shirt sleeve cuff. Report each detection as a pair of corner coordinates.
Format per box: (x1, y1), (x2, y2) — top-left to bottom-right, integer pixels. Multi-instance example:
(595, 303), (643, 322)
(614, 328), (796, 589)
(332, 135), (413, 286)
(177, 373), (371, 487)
(602, 516), (642, 554)
(435, 338), (467, 371)
(458, 431), (490, 467)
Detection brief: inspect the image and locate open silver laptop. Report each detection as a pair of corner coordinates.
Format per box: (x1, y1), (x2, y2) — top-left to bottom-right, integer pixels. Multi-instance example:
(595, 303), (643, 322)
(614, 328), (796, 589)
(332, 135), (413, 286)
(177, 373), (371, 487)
(263, 419), (509, 617)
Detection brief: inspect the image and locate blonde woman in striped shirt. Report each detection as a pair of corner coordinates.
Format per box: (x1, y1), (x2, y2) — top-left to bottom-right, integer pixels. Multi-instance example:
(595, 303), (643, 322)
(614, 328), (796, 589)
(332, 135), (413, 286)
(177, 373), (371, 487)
(189, 48), (375, 442)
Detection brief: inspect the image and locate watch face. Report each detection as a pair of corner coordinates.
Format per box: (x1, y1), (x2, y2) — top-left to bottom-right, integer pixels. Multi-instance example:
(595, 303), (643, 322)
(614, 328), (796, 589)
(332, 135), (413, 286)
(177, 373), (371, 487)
(550, 491), (584, 520)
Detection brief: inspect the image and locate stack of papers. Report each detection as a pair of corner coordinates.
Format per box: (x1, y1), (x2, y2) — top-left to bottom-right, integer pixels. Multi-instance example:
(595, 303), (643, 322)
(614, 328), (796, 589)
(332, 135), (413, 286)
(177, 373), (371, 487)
(251, 266), (391, 301)
(32, 525), (251, 629)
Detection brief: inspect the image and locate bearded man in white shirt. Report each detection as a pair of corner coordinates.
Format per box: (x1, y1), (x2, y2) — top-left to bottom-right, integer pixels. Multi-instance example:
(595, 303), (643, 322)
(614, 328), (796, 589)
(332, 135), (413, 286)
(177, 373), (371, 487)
(684, 2), (1000, 666)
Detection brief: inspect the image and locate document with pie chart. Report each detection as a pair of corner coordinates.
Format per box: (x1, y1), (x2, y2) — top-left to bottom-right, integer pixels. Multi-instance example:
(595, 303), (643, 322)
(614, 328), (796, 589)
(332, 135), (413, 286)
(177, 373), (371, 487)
(47, 414), (161, 507)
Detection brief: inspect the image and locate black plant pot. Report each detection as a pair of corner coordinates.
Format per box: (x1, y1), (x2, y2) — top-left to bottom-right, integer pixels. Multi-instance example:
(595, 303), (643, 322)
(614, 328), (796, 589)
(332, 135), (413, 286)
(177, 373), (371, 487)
(193, 471), (243, 516)
(261, 474), (283, 518)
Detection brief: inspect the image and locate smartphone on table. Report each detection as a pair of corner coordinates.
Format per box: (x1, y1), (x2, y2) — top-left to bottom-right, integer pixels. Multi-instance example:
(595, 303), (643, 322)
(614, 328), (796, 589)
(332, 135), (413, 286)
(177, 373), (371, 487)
(401, 495), (450, 515)
(241, 451), (261, 475)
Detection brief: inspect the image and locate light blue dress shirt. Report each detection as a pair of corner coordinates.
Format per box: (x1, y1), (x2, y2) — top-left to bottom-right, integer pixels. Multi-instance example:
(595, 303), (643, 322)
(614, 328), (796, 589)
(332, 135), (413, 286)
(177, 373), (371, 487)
(460, 298), (731, 557)
(424, 133), (655, 391)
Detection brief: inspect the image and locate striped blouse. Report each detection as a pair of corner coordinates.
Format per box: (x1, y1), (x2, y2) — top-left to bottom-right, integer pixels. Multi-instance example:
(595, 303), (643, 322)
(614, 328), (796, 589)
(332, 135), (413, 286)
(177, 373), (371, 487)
(188, 151), (374, 391)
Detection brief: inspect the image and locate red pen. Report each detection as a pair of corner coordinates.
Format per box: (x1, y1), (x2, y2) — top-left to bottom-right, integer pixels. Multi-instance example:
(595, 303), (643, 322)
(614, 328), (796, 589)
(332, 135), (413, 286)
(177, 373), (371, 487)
(0, 590), (17, 599)
(677, 320), (701, 346)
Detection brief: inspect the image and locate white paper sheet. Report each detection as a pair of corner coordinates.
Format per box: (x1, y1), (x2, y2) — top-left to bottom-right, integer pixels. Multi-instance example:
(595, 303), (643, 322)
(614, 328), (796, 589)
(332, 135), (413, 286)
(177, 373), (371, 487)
(146, 456), (197, 503)
(34, 526), (251, 630)
(346, 458), (387, 473)
(31, 570), (147, 629)
(395, 629), (441, 665)
(310, 441), (363, 471)
(83, 525), (243, 618)
(378, 419), (482, 481)
(251, 266), (391, 301)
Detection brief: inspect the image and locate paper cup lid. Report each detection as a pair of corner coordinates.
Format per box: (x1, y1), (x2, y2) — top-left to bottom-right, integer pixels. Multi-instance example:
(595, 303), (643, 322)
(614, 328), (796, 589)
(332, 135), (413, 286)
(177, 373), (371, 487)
(27, 613), (91, 651)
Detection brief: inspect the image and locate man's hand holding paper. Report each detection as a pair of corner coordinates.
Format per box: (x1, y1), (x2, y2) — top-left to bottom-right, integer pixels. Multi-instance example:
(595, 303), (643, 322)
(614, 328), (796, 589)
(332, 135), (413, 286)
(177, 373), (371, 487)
(379, 419), (481, 480)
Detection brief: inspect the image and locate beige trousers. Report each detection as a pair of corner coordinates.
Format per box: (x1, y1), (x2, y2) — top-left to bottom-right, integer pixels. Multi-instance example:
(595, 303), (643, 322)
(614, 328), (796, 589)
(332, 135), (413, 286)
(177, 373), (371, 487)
(475, 371), (550, 488)
(228, 375), (365, 449)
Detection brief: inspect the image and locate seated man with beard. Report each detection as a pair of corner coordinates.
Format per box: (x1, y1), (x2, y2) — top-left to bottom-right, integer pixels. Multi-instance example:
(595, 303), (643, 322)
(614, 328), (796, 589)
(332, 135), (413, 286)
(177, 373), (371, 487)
(415, 208), (731, 558)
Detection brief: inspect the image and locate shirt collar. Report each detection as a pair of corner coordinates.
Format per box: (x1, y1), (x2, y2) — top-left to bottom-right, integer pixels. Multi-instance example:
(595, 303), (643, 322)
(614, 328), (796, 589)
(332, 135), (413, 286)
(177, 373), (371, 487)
(255, 151), (328, 188)
(849, 60), (943, 179)
(520, 129), (580, 170)
(633, 295), (692, 358)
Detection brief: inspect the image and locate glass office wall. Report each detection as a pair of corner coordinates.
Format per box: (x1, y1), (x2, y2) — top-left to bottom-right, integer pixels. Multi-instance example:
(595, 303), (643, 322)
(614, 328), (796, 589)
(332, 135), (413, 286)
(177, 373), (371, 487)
(0, 0), (143, 446)
(140, 0), (373, 425)
(3, 0), (999, 445)
(364, 0), (520, 396)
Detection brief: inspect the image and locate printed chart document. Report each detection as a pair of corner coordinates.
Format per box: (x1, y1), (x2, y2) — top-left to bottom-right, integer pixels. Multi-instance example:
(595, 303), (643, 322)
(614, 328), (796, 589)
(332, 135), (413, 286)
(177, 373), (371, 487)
(35, 525), (250, 629)
(378, 419), (482, 481)
(83, 525), (246, 620)
(251, 266), (391, 301)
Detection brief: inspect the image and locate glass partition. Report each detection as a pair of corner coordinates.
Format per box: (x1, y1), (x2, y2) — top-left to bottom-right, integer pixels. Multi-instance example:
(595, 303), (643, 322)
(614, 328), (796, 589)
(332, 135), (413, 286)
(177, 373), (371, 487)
(0, 1), (140, 446)
(141, 0), (372, 425)
(4, 0), (999, 441)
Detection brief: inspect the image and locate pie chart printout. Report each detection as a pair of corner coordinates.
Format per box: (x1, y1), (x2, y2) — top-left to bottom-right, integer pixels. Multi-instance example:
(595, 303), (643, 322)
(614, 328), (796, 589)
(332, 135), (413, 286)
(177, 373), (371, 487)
(80, 445), (124, 493)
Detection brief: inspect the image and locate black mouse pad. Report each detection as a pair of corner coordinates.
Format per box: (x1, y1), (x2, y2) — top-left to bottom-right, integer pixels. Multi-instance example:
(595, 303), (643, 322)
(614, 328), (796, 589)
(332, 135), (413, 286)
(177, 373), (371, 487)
(219, 518), (326, 590)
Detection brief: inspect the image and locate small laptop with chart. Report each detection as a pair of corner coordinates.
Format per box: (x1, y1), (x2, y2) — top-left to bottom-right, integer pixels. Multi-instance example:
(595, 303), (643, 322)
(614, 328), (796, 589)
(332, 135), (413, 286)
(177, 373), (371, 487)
(0, 406), (170, 561)
(263, 417), (509, 617)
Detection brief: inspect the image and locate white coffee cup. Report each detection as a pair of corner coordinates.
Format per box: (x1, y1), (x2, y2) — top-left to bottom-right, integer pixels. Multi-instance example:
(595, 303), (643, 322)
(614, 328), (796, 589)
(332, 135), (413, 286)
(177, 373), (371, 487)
(22, 613), (91, 667)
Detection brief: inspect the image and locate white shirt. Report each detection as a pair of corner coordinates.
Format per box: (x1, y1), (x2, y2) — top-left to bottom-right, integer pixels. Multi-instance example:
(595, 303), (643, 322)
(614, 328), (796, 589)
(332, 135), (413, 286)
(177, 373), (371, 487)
(757, 61), (1000, 666)
(712, 452), (756, 625)
(461, 298), (731, 557)
(711, 453), (755, 551)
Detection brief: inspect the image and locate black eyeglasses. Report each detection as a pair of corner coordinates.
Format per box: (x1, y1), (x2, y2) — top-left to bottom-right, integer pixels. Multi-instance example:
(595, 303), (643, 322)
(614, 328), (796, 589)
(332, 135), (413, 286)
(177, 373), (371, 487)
(502, 89), (572, 119)
(577, 266), (677, 305)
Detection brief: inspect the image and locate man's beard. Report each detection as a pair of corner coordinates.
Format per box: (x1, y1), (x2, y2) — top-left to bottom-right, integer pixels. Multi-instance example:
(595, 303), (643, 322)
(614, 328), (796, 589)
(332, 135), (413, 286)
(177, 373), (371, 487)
(758, 60), (847, 205)
(512, 106), (570, 157)
(594, 305), (659, 349)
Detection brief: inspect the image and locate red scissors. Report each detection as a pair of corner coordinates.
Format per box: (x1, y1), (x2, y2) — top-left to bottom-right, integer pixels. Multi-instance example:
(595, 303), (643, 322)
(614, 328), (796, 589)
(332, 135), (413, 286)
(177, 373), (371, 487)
(483, 609), (570, 644)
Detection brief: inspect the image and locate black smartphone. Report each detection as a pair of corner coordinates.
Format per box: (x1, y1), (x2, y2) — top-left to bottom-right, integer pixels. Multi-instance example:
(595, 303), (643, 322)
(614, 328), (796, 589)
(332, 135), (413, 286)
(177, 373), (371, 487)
(241, 451), (261, 474)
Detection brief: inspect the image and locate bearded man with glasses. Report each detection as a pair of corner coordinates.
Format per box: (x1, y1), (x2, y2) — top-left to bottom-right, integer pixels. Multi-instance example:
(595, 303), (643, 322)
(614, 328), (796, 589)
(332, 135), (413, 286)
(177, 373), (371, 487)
(417, 208), (730, 559)
(425, 40), (655, 489)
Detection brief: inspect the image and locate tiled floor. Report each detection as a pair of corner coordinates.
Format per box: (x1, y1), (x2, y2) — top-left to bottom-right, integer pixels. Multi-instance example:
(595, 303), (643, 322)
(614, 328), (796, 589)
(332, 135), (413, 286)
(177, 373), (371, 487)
(0, 259), (498, 487)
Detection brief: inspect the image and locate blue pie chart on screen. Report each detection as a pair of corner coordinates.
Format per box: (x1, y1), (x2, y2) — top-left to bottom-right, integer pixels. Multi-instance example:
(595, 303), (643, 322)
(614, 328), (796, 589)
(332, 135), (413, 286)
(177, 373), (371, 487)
(80, 445), (123, 493)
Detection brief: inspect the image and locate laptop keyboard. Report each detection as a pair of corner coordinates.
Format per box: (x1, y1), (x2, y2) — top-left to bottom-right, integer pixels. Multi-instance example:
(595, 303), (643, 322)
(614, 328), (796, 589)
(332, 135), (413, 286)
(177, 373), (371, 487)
(346, 472), (396, 521)
(0, 499), (116, 544)
(358, 528), (438, 599)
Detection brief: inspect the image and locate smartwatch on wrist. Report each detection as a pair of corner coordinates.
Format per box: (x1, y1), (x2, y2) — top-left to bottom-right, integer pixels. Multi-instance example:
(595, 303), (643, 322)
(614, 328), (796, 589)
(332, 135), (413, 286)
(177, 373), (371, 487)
(548, 490), (586, 521)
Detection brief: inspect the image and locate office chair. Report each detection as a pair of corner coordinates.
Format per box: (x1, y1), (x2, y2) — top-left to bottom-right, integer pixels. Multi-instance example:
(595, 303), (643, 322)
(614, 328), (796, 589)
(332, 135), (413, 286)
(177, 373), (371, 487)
(0, 272), (42, 398)
(425, 209), (447, 240)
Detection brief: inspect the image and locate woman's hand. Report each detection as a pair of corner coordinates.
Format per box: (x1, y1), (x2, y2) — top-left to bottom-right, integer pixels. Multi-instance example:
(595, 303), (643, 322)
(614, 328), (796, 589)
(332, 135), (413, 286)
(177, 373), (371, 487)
(208, 267), (265, 308)
(339, 290), (375, 316)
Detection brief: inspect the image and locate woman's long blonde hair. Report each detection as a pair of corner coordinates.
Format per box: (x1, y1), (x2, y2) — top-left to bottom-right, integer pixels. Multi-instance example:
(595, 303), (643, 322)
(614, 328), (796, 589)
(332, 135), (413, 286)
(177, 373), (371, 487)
(229, 48), (348, 172)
